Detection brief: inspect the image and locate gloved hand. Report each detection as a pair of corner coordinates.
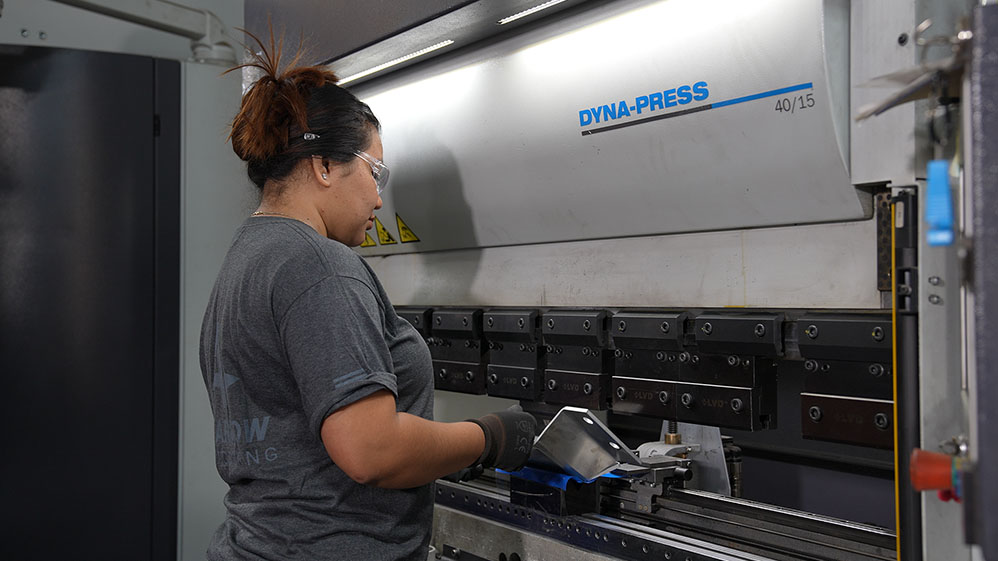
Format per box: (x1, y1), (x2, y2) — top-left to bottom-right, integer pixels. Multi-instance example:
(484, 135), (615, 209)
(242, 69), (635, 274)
(442, 464), (484, 483)
(467, 405), (537, 471)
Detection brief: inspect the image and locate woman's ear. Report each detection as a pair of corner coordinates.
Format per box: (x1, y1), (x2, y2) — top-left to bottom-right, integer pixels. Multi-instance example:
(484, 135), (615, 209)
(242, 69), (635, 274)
(310, 156), (331, 185)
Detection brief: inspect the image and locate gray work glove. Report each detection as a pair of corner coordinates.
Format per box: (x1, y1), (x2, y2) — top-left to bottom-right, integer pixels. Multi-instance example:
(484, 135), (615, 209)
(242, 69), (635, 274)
(467, 405), (537, 471)
(442, 464), (485, 483)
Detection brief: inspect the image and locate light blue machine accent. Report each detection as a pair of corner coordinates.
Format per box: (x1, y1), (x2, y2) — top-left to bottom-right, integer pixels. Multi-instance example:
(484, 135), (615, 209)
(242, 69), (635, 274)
(499, 466), (625, 489)
(926, 160), (954, 246)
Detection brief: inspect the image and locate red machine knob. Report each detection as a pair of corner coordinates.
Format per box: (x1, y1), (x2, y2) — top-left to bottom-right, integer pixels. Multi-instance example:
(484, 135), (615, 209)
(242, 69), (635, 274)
(910, 448), (953, 492)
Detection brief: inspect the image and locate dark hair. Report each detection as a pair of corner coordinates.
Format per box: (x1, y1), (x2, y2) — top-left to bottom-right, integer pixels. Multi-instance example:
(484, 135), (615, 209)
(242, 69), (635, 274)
(226, 28), (380, 189)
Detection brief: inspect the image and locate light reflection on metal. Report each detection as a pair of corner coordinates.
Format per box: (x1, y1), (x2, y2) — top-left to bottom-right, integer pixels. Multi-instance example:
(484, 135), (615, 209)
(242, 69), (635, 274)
(336, 40), (455, 85)
(497, 0), (568, 25)
(532, 406), (641, 481)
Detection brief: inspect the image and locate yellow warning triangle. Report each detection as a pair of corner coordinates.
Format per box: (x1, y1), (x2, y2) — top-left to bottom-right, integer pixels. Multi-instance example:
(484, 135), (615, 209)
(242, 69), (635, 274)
(360, 232), (377, 247)
(396, 214), (420, 243)
(374, 217), (397, 245)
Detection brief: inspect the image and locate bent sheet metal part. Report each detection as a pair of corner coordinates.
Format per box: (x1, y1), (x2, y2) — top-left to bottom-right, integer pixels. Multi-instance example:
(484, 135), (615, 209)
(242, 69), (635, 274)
(531, 406), (642, 481)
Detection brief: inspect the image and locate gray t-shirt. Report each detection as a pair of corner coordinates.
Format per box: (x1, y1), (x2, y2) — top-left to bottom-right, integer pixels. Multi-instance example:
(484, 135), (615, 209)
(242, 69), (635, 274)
(200, 216), (435, 561)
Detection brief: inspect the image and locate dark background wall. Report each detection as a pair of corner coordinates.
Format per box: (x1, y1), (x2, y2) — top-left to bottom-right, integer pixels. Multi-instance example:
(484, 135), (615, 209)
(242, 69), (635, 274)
(0, 46), (179, 561)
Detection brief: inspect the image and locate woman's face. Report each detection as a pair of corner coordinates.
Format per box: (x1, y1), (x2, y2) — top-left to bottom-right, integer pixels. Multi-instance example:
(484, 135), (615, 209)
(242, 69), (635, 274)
(323, 131), (384, 246)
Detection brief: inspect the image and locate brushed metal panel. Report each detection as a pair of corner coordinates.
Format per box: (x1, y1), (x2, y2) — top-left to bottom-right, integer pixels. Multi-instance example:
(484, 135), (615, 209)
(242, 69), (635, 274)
(850, 0), (917, 186)
(355, 0), (861, 255)
(366, 218), (881, 309)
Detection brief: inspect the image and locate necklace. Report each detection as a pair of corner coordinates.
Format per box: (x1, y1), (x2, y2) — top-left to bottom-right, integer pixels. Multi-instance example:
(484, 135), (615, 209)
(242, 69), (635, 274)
(252, 210), (301, 220)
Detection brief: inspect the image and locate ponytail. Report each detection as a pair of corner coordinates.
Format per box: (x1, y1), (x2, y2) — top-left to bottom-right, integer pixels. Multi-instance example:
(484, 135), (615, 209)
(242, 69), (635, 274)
(226, 27), (380, 189)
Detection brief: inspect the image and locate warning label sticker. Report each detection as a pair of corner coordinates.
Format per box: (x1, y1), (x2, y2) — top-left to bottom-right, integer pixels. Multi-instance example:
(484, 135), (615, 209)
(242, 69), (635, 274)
(374, 217), (397, 245)
(396, 214), (420, 243)
(360, 232), (377, 247)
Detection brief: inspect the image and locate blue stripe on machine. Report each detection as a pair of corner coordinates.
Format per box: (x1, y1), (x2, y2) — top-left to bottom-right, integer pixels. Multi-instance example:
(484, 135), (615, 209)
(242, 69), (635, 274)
(710, 82), (813, 109)
(581, 81), (814, 136)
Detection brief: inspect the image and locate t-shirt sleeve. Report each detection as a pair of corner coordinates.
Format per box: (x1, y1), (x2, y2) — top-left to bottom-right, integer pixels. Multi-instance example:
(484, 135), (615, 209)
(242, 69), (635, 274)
(279, 274), (399, 437)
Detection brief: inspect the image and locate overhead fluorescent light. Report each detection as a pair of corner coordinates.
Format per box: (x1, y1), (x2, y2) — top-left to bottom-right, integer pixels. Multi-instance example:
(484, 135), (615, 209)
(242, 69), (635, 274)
(497, 0), (568, 25)
(336, 40), (455, 85)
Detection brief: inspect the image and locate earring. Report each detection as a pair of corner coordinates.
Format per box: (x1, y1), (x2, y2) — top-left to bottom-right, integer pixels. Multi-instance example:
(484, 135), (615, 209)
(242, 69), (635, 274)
(321, 173), (328, 180)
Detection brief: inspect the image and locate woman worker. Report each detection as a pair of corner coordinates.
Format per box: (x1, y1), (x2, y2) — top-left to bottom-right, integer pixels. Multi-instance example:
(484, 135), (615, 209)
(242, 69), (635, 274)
(200, 32), (537, 561)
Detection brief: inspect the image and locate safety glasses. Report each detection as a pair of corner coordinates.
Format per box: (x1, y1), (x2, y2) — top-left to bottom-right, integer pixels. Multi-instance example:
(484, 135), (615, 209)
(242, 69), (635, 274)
(353, 151), (390, 195)
(305, 130), (390, 195)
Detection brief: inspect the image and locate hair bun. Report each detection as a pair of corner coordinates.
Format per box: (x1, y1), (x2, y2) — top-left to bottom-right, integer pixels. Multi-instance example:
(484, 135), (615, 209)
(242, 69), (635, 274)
(226, 28), (339, 163)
